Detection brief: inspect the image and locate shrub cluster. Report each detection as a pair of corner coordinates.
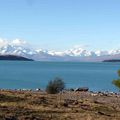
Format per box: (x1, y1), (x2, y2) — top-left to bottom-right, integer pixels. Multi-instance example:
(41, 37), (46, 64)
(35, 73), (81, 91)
(46, 77), (65, 94)
(112, 70), (120, 91)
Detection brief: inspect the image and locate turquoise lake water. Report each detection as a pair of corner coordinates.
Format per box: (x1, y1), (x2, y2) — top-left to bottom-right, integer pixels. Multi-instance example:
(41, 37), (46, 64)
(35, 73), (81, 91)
(0, 61), (120, 92)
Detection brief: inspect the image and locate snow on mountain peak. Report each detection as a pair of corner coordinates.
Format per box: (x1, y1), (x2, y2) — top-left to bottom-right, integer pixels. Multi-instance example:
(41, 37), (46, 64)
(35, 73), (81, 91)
(0, 38), (120, 61)
(108, 49), (120, 55)
(95, 50), (108, 56)
(65, 46), (90, 57)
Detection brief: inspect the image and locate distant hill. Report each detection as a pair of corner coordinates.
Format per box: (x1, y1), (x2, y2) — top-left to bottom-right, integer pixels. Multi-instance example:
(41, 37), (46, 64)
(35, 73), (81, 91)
(0, 55), (33, 61)
(103, 59), (120, 62)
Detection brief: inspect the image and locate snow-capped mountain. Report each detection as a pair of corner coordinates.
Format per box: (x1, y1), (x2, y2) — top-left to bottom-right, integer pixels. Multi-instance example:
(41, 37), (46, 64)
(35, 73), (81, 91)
(0, 39), (120, 62)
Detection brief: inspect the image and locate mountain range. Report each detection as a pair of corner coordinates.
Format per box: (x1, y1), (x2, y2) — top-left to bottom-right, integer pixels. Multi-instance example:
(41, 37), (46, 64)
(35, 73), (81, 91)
(0, 39), (120, 62)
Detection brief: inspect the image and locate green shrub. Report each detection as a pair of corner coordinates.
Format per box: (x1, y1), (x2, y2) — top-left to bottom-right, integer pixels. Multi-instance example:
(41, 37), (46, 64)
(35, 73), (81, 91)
(46, 77), (65, 94)
(112, 70), (120, 91)
(118, 70), (120, 77)
(112, 79), (120, 90)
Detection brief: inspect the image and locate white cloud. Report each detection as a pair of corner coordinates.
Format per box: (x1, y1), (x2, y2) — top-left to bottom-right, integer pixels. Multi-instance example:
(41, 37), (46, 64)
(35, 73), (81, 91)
(11, 39), (27, 46)
(0, 38), (8, 47)
(73, 44), (89, 49)
(0, 38), (29, 48)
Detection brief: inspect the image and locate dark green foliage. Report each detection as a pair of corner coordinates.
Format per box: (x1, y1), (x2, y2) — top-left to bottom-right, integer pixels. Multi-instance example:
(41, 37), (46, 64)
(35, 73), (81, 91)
(46, 77), (65, 94)
(112, 70), (120, 90)
(112, 80), (120, 90)
(118, 70), (120, 77)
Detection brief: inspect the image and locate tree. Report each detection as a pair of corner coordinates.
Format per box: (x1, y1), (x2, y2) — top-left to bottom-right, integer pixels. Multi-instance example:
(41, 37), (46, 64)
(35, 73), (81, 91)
(112, 70), (120, 91)
(118, 70), (120, 77)
(46, 77), (65, 94)
(112, 80), (120, 90)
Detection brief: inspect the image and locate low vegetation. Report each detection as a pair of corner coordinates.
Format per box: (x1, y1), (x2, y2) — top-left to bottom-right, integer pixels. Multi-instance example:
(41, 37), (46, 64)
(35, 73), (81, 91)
(46, 77), (65, 94)
(0, 90), (119, 120)
(112, 70), (120, 91)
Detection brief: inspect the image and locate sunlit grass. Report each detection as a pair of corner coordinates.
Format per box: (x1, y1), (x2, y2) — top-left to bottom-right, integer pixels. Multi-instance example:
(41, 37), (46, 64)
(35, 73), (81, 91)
(0, 90), (120, 119)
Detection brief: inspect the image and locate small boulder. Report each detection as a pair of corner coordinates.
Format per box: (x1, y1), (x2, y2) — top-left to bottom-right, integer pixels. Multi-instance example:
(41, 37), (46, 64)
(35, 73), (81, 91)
(35, 88), (41, 91)
(69, 88), (74, 91)
(75, 87), (89, 92)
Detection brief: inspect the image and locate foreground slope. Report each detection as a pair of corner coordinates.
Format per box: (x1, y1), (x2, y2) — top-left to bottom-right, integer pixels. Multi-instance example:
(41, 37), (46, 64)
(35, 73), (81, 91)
(0, 90), (120, 120)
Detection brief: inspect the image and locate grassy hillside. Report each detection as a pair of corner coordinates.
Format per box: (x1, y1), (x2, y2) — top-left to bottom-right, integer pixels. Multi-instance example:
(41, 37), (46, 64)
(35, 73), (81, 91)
(0, 90), (120, 120)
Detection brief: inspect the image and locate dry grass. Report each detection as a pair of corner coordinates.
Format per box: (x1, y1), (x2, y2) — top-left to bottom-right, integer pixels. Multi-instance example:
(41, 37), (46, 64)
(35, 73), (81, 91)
(0, 90), (119, 120)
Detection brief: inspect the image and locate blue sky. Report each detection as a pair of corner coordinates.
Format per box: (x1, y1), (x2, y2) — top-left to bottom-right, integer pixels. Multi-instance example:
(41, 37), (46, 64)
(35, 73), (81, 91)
(0, 0), (120, 51)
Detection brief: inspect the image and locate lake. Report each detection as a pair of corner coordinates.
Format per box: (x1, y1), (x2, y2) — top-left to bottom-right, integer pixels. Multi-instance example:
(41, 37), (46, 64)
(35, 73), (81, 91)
(0, 61), (120, 92)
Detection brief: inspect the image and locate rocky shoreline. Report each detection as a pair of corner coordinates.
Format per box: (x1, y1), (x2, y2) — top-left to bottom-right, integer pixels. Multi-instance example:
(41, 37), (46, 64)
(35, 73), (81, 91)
(1, 88), (119, 97)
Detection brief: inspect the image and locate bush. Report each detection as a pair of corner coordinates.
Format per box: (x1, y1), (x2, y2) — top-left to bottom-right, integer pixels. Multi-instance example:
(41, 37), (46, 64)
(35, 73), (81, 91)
(118, 70), (120, 77)
(46, 77), (65, 94)
(112, 70), (120, 91)
(112, 79), (120, 90)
